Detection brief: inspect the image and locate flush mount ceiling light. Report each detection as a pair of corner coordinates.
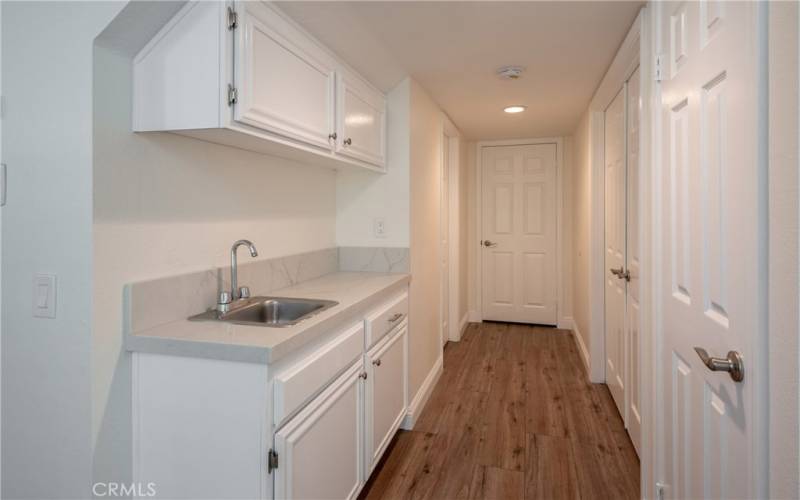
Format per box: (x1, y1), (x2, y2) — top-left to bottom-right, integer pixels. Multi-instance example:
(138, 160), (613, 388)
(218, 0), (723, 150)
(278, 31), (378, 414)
(496, 65), (525, 80)
(504, 105), (527, 114)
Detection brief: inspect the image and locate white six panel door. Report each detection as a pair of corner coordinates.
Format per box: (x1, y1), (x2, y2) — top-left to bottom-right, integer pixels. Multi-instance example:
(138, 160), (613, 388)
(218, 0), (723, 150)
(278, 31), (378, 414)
(481, 144), (557, 325)
(658, 1), (763, 498)
(605, 89), (627, 415)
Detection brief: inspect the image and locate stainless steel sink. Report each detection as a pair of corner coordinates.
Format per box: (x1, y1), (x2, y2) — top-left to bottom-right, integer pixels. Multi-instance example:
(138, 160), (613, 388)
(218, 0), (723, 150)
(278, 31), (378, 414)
(189, 296), (339, 327)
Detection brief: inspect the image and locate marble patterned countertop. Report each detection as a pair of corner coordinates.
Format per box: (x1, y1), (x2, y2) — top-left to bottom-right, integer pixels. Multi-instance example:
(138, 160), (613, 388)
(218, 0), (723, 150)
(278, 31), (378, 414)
(125, 272), (410, 364)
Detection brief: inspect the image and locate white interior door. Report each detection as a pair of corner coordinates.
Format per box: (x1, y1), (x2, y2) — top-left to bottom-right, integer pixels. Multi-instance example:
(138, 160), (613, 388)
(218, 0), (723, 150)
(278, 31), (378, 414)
(658, 2), (764, 498)
(626, 65), (642, 456)
(605, 89), (627, 415)
(481, 143), (557, 325)
(440, 134), (450, 347)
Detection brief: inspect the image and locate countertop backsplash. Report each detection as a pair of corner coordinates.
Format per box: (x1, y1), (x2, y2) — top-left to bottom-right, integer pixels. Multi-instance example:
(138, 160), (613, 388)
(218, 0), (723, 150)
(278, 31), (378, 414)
(126, 246), (408, 334)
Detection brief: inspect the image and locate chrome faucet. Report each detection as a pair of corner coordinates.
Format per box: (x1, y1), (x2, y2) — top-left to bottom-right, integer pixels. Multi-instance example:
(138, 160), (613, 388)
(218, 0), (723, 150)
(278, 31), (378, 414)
(230, 239), (258, 301)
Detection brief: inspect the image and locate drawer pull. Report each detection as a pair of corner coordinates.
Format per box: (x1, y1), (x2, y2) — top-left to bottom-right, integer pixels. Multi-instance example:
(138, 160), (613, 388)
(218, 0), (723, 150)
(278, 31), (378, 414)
(372, 359), (381, 367)
(388, 313), (404, 323)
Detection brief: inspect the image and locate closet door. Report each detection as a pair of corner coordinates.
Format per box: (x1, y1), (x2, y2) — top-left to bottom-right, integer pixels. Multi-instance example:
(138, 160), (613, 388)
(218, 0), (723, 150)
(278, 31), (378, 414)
(604, 88), (627, 417)
(625, 66), (642, 455)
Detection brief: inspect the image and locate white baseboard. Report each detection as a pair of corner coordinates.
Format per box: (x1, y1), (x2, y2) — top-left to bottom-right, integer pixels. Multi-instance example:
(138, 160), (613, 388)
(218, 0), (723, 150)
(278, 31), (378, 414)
(468, 310), (481, 322)
(459, 313), (470, 336)
(400, 354), (443, 430)
(571, 320), (591, 374)
(557, 316), (574, 330)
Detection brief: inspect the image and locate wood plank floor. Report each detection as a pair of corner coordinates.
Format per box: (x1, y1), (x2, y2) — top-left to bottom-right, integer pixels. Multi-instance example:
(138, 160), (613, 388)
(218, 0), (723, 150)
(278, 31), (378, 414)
(360, 322), (640, 500)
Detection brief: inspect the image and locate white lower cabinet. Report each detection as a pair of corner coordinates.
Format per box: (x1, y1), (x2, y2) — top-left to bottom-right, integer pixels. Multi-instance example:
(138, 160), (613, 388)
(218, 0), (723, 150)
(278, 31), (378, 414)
(365, 324), (408, 473)
(274, 362), (364, 500)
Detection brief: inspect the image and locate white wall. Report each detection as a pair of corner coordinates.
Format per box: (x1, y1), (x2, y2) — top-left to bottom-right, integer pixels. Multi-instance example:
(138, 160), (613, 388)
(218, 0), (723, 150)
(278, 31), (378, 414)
(92, 44), (338, 485)
(1, 3), (126, 498)
(407, 79), (443, 398)
(571, 112), (592, 355)
(336, 80), (410, 247)
(457, 139), (470, 327)
(768, 2), (800, 496)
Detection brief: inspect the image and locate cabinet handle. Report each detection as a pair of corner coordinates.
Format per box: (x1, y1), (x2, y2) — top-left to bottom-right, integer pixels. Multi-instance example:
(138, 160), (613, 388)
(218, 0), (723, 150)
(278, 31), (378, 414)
(388, 313), (403, 323)
(344, 138), (352, 146)
(328, 132), (337, 141)
(359, 371), (368, 380)
(373, 359), (381, 367)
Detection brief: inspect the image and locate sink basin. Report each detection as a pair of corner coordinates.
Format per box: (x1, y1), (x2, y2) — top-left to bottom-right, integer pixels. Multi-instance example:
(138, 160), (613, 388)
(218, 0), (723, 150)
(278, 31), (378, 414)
(189, 296), (339, 327)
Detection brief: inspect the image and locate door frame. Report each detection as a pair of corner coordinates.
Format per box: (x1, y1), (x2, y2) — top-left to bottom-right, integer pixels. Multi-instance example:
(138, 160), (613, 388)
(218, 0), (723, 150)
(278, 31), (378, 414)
(442, 115), (461, 345)
(475, 136), (565, 327)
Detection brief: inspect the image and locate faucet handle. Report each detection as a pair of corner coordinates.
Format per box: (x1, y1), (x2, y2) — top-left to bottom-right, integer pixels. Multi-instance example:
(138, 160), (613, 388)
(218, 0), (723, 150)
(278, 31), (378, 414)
(218, 291), (232, 305)
(238, 286), (251, 299)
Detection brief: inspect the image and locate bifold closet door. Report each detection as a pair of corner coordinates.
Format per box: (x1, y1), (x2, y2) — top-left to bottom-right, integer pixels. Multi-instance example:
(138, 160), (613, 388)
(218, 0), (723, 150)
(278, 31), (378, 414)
(626, 66), (642, 455)
(604, 88), (627, 417)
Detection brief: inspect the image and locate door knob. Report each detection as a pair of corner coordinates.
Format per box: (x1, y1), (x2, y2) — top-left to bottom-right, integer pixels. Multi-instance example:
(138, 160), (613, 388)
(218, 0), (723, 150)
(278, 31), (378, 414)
(694, 347), (744, 382)
(482, 240), (498, 248)
(610, 266), (624, 278)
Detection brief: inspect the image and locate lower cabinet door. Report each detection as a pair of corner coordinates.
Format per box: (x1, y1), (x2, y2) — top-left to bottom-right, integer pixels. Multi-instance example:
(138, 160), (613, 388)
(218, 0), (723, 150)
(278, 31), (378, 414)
(366, 323), (408, 472)
(274, 362), (363, 500)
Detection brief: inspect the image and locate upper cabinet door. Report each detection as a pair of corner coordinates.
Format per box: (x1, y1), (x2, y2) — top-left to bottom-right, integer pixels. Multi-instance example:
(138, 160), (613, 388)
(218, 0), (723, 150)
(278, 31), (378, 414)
(336, 71), (387, 168)
(234, 2), (335, 150)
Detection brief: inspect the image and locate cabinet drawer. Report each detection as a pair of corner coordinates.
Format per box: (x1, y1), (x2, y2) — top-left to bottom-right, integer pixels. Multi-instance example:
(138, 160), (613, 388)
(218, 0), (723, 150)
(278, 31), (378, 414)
(365, 292), (408, 347)
(274, 322), (364, 426)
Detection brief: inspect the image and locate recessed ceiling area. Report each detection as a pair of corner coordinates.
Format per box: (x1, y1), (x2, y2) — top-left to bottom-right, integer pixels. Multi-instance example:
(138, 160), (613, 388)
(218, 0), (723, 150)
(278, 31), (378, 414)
(278, 1), (643, 140)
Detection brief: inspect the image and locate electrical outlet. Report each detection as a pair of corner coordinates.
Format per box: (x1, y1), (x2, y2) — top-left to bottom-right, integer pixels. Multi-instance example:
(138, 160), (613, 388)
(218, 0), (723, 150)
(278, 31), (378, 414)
(373, 218), (386, 238)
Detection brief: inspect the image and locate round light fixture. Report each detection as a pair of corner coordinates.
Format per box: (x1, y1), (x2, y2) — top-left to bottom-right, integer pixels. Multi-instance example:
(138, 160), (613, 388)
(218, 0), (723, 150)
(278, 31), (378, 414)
(504, 105), (527, 114)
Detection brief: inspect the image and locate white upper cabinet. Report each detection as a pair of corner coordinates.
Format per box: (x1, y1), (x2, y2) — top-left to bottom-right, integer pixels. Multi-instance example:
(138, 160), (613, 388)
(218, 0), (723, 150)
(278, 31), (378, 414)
(336, 71), (387, 167)
(133, 1), (386, 172)
(234, 1), (335, 150)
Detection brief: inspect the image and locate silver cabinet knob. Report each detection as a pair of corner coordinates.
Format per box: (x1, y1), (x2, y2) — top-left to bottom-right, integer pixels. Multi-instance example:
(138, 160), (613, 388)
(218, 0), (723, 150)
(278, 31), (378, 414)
(359, 371), (368, 380)
(343, 138), (352, 146)
(694, 347), (744, 382)
(372, 359), (381, 367)
(482, 240), (498, 248)
(328, 132), (337, 141)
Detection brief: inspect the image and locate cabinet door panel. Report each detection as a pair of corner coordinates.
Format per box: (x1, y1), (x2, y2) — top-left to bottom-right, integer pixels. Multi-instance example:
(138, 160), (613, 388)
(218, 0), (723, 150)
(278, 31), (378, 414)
(235, 2), (334, 149)
(336, 72), (386, 168)
(274, 363), (363, 500)
(366, 324), (407, 471)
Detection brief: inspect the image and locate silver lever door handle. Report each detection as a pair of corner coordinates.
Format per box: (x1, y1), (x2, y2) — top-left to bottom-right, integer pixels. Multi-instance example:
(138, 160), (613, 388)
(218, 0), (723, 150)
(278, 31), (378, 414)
(482, 240), (498, 248)
(610, 266), (624, 278)
(694, 347), (744, 382)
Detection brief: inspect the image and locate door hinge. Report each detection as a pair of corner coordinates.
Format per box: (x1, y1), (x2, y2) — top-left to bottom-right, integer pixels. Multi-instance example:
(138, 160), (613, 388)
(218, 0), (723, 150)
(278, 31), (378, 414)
(227, 6), (238, 30)
(654, 54), (664, 82)
(655, 481), (667, 500)
(227, 84), (238, 106)
(0, 163), (6, 207)
(268, 449), (279, 474)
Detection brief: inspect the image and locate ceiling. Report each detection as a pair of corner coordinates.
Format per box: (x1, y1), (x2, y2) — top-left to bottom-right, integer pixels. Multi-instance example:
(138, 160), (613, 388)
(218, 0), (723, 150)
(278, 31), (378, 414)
(278, 1), (643, 140)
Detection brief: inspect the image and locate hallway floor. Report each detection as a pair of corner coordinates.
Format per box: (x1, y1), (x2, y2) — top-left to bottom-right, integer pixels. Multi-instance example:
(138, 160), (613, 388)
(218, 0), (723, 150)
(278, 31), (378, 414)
(360, 322), (640, 500)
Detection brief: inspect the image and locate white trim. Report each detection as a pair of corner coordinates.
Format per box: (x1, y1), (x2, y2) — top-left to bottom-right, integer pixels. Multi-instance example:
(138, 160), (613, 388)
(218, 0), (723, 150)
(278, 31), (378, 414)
(458, 312), (470, 337)
(556, 316), (573, 331)
(570, 320), (591, 375)
(475, 136), (565, 326)
(400, 354), (443, 430)
(468, 310), (481, 323)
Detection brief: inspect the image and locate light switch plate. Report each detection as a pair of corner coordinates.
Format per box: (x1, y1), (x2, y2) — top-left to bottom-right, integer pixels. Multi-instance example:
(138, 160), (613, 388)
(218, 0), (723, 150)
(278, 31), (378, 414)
(373, 218), (386, 238)
(33, 274), (56, 318)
